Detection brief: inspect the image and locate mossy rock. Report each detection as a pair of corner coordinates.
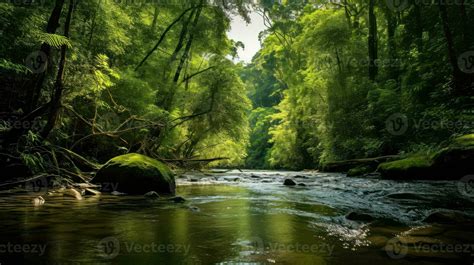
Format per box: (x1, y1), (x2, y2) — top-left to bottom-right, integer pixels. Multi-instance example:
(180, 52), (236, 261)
(430, 145), (474, 179)
(347, 165), (373, 177)
(377, 156), (433, 179)
(378, 134), (474, 180)
(91, 153), (175, 195)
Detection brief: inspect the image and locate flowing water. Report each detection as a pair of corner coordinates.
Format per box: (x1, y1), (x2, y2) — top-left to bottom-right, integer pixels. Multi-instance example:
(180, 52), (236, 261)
(1, 170), (474, 265)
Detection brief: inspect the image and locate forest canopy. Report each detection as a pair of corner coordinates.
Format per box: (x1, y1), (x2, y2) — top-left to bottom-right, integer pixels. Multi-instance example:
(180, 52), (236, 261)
(0, 0), (472, 179)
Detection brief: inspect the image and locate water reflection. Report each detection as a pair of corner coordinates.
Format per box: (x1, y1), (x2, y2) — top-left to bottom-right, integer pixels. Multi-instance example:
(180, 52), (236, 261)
(0, 173), (472, 264)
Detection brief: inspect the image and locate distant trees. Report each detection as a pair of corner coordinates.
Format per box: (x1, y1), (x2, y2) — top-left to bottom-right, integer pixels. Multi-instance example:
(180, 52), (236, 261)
(243, 0), (473, 169)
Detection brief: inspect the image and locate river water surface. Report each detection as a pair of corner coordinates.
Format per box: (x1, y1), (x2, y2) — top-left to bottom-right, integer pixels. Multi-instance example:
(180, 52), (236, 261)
(0, 170), (473, 264)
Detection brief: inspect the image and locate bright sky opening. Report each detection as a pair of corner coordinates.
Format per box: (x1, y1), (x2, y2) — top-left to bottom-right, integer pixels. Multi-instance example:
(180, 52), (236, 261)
(228, 11), (267, 64)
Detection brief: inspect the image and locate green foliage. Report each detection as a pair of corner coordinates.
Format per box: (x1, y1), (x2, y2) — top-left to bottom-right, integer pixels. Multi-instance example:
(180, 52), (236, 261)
(1, 0), (472, 173)
(0, 1), (253, 168)
(245, 107), (275, 169)
(35, 32), (72, 48)
(243, 0), (473, 169)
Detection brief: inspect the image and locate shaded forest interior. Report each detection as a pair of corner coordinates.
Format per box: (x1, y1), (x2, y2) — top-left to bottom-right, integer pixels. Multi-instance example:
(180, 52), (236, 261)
(0, 0), (473, 183)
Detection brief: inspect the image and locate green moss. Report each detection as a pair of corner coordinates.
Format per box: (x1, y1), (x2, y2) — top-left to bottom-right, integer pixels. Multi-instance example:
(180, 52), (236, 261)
(451, 134), (474, 148)
(377, 156), (433, 179)
(347, 166), (373, 177)
(92, 153), (175, 194)
(107, 153), (174, 183)
(379, 156), (432, 171)
(378, 134), (474, 180)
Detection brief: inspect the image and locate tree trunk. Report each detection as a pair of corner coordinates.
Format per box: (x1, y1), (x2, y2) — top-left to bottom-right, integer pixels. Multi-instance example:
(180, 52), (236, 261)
(173, 5), (202, 83)
(438, 0), (464, 90)
(385, 9), (399, 83)
(87, 0), (101, 48)
(459, 0), (471, 49)
(41, 0), (75, 139)
(368, 0), (378, 81)
(26, 0), (66, 113)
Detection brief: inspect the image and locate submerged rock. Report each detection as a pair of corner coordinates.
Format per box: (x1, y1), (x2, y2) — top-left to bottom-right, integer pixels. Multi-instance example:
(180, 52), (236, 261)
(347, 166), (373, 177)
(189, 206), (200, 212)
(345, 212), (374, 222)
(367, 236), (388, 248)
(144, 191), (160, 199)
(84, 188), (101, 196)
(32, 196), (45, 206)
(63, 188), (82, 200)
(403, 226), (446, 237)
(423, 211), (471, 224)
(283, 179), (297, 186)
(169, 196), (186, 203)
(297, 183), (307, 186)
(91, 153), (176, 195)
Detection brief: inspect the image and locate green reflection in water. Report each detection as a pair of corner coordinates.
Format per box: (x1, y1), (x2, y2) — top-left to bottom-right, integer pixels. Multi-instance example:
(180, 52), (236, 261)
(0, 184), (467, 265)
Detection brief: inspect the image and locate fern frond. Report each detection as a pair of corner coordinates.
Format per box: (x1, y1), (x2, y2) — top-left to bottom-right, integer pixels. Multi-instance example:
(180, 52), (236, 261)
(36, 32), (72, 48)
(0, 58), (31, 74)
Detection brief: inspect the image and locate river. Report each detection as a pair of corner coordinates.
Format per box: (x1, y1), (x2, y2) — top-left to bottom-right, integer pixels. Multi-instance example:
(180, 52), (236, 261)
(0, 170), (473, 264)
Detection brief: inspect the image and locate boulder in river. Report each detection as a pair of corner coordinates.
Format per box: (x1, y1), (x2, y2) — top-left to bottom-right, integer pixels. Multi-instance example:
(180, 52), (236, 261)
(347, 166), (373, 177)
(423, 211), (472, 224)
(283, 179), (297, 186)
(345, 212), (375, 222)
(377, 156), (433, 180)
(378, 134), (474, 180)
(91, 153), (176, 195)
